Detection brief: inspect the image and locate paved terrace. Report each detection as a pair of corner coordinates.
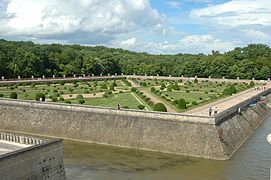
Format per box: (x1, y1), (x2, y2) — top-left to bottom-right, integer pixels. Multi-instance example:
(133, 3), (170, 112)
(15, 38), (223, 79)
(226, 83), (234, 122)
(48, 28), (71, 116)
(186, 84), (271, 117)
(0, 140), (31, 156)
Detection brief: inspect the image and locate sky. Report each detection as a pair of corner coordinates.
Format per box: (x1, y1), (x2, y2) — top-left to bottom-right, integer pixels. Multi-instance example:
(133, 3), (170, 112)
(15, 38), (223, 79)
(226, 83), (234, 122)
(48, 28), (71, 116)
(0, 0), (270, 54)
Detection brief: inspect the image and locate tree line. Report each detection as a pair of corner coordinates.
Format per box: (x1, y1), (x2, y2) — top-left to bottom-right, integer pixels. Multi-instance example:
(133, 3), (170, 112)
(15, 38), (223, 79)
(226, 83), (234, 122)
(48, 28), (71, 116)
(0, 39), (270, 79)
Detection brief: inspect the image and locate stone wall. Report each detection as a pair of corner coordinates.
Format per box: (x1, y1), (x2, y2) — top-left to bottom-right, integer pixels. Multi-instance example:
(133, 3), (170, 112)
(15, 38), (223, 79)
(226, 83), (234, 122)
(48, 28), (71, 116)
(0, 138), (66, 180)
(0, 97), (269, 160)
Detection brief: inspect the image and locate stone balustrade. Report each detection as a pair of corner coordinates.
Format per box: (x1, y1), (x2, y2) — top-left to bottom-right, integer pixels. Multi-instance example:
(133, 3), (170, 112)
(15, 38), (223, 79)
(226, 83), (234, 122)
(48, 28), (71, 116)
(0, 132), (46, 145)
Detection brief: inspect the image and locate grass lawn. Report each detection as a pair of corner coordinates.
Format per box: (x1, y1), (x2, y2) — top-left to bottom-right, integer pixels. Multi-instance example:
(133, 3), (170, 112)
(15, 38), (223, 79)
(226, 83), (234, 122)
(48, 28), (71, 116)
(69, 92), (143, 110)
(162, 91), (215, 102)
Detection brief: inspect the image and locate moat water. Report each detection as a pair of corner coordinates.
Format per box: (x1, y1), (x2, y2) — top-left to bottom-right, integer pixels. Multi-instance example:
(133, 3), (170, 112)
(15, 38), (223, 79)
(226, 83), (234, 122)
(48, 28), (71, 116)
(64, 115), (271, 180)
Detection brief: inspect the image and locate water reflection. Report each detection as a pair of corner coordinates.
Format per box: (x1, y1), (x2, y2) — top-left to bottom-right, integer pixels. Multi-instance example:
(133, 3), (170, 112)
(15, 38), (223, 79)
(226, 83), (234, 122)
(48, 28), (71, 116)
(64, 115), (271, 180)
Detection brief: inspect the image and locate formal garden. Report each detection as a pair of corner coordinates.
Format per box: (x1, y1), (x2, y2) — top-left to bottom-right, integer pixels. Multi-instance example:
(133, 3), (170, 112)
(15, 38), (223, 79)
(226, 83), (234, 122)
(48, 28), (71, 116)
(0, 77), (258, 112)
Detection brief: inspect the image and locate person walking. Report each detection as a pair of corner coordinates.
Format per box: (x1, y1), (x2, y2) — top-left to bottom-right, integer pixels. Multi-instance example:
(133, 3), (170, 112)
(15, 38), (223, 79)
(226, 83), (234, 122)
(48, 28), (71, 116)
(238, 107), (241, 115)
(214, 107), (218, 116)
(209, 107), (212, 116)
(117, 103), (121, 110)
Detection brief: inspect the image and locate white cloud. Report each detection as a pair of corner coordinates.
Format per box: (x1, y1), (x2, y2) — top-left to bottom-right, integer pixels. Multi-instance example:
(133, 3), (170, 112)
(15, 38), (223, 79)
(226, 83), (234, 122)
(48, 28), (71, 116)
(119, 37), (137, 46)
(166, 1), (181, 9)
(109, 34), (237, 54)
(0, 0), (165, 43)
(190, 0), (271, 28)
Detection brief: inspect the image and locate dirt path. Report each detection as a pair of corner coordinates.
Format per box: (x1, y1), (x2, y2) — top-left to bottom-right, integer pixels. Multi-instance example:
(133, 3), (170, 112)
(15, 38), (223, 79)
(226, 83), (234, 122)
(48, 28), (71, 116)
(141, 88), (177, 113)
(127, 79), (140, 88)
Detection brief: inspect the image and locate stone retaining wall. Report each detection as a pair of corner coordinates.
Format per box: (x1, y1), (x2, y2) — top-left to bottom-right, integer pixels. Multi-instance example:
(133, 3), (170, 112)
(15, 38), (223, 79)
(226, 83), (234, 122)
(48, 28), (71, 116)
(0, 138), (66, 180)
(0, 96), (269, 160)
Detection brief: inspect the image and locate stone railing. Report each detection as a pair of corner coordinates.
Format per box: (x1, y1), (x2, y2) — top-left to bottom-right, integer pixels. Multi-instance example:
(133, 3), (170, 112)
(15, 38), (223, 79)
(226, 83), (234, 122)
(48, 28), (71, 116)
(215, 87), (271, 124)
(0, 132), (46, 145)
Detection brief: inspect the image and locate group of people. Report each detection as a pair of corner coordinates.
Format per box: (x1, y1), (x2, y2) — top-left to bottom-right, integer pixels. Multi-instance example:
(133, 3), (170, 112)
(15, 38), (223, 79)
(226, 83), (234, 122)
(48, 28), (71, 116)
(255, 86), (268, 91)
(209, 106), (218, 116)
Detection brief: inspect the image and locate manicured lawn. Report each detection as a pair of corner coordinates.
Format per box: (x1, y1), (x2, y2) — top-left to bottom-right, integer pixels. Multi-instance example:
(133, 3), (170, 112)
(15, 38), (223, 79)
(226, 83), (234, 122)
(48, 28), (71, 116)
(161, 91), (215, 102)
(69, 92), (144, 110)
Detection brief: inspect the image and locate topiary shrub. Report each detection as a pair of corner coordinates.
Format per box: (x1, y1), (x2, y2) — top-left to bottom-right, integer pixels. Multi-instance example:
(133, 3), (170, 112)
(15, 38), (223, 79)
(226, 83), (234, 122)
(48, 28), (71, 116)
(178, 98), (187, 109)
(249, 81), (255, 87)
(78, 99), (85, 105)
(51, 97), (58, 102)
(138, 104), (145, 110)
(0, 94), (3, 97)
(194, 78), (198, 83)
(59, 97), (65, 101)
(223, 85), (237, 95)
(199, 97), (203, 100)
(76, 94), (84, 99)
(150, 87), (156, 92)
(35, 93), (45, 101)
(10, 92), (17, 99)
(153, 103), (167, 112)
(65, 100), (71, 104)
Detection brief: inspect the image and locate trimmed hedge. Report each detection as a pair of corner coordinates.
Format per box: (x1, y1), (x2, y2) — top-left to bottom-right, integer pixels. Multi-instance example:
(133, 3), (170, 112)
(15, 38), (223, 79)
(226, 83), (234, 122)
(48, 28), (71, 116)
(153, 103), (167, 112)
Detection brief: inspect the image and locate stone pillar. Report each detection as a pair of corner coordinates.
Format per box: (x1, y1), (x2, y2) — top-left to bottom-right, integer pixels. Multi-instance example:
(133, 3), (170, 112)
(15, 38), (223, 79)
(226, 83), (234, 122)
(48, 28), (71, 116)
(63, 75), (66, 78)
(31, 76), (34, 79)
(121, 73), (124, 76)
(237, 77), (240, 80)
(1, 76), (4, 80)
(169, 75), (172, 77)
(252, 78), (255, 80)
(43, 75), (45, 79)
(92, 74), (95, 77)
(100, 73), (103, 76)
(74, 74), (76, 78)
(18, 76), (21, 79)
(53, 75), (55, 78)
(108, 73), (110, 76)
(83, 74), (85, 77)
(115, 73), (117, 76)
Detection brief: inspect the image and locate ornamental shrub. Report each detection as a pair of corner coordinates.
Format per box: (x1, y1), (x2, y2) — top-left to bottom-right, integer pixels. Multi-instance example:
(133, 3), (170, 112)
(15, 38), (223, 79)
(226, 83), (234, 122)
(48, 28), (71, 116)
(79, 99), (85, 105)
(76, 94), (84, 99)
(223, 85), (237, 95)
(35, 93), (45, 101)
(10, 92), (17, 99)
(249, 81), (255, 87)
(178, 98), (187, 109)
(153, 103), (167, 112)
(138, 104), (145, 110)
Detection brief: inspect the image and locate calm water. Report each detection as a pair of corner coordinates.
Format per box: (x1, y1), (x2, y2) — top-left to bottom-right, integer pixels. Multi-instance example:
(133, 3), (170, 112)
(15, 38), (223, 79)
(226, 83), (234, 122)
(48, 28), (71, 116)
(64, 115), (271, 180)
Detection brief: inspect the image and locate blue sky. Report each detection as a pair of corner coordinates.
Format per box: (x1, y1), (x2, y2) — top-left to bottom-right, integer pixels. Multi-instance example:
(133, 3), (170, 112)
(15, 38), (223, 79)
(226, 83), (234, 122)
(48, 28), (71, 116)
(0, 0), (270, 54)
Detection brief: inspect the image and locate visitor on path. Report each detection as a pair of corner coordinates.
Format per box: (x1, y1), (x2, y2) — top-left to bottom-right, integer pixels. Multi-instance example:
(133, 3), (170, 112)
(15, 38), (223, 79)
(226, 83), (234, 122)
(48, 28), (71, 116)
(117, 103), (121, 110)
(214, 107), (218, 116)
(209, 107), (212, 116)
(238, 107), (241, 115)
